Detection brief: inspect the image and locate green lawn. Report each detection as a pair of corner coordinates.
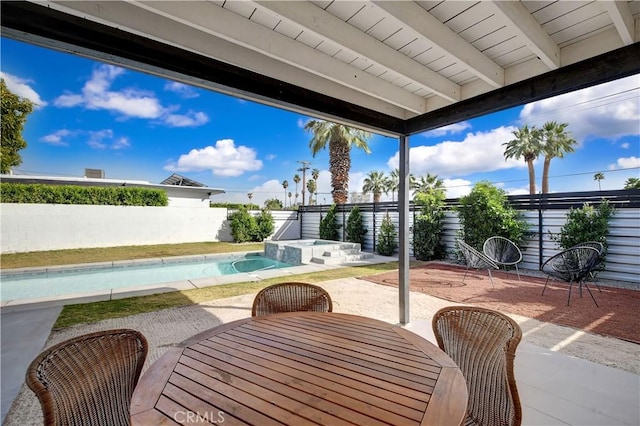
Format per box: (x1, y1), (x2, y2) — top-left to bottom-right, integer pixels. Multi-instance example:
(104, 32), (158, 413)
(1, 241), (401, 329)
(1, 241), (265, 269)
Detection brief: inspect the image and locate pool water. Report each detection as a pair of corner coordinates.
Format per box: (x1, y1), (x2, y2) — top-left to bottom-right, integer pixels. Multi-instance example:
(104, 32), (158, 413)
(0, 254), (292, 302)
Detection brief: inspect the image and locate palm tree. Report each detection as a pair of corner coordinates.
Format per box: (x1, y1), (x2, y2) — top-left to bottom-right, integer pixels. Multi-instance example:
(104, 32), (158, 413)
(594, 172), (605, 191)
(540, 121), (577, 194)
(624, 177), (640, 190)
(288, 191), (293, 206)
(362, 170), (387, 203)
(305, 120), (371, 204)
(386, 168), (415, 201)
(281, 180), (289, 208)
(503, 124), (542, 195)
(293, 174), (301, 205)
(306, 179), (316, 205)
(311, 168), (320, 203)
(247, 192), (253, 206)
(412, 173), (444, 195)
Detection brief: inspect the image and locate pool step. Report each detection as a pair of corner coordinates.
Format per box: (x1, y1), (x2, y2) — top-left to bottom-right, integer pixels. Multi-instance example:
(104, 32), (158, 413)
(310, 245), (374, 265)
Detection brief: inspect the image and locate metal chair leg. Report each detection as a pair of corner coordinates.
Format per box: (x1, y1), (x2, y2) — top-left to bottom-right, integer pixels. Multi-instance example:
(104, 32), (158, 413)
(462, 266), (469, 284)
(487, 269), (495, 288)
(567, 281), (574, 306)
(515, 264), (521, 282)
(541, 276), (551, 296)
(583, 281), (599, 307)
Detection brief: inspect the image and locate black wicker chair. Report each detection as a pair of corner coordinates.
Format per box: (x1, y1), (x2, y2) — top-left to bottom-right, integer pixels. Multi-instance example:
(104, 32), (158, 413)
(457, 239), (499, 288)
(483, 236), (523, 281)
(540, 246), (600, 307)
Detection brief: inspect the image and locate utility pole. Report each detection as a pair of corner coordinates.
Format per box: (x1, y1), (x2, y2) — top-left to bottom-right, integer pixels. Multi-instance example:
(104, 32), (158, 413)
(297, 160), (311, 206)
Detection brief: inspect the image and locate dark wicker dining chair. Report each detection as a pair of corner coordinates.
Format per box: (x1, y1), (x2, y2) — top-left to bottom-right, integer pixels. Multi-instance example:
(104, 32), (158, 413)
(252, 282), (333, 316)
(456, 239), (499, 288)
(26, 329), (148, 426)
(432, 306), (522, 426)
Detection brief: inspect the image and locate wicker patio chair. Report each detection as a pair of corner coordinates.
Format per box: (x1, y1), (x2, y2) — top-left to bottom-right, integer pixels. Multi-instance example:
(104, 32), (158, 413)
(432, 306), (522, 426)
(483, 236), (523, 281)
(26, 329), (148, 426)
(569, 241), (604, 291)
(540, 246), (600, 307)
(456, 239), (499, 288)
(252, 282), (333, 316)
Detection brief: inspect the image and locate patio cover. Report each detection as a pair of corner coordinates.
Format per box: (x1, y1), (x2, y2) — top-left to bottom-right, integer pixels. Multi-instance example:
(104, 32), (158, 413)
(2, 1), (639, 324)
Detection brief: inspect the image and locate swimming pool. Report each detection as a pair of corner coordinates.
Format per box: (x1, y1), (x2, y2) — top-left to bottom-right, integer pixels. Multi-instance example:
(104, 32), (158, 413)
(0, 253), (292, 302)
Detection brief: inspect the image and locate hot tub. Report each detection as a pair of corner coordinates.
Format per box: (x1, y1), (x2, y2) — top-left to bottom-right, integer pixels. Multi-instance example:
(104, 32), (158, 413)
(264, 239), (360, 265)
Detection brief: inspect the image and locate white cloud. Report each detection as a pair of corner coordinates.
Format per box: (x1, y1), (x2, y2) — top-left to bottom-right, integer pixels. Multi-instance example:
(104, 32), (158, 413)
(86, 129), (130, 150)
(164, 81), (199, 98)
(609, 156), (640, 170)
(266, 154), (276, 161)
(419, 121), (472, 138)
(164, 111), (209, 127)
(519, 74), (640, 142)
(40, 129), (72, 146)
(165, 139), (263, 177)
(387, 126), (523, 178)
(1, 72), (47, 108)
(53, 65), (208, 127)
(621, 142), (630, 149)
(442, 178), (472, 198)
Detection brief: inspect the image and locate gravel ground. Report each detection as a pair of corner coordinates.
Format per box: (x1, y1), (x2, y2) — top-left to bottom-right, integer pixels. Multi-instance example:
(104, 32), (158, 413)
(5, 277), (638, 425)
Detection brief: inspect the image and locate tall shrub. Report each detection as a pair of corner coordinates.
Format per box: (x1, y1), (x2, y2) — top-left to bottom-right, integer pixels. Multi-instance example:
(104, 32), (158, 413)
(552, 201), (615, 267)
(377, 213), (397, 256)
(345, 205), (367, 244)
(412, 186), (446, 260)
(254, 209), (275, 241)
(229, 207), (256, 243)
(456, 181), (530, 250)
(319, 204), (341, 241)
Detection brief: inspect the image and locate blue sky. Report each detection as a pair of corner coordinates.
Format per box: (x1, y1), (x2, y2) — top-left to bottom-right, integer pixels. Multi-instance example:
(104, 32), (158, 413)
(2, 37), (639, 207)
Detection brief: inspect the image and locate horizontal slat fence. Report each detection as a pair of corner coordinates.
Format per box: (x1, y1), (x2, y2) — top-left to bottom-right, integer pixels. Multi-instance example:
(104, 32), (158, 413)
(299, 189), (640, 285)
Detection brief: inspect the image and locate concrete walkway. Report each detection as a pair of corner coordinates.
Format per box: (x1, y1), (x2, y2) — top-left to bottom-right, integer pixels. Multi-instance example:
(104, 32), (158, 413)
(2, 275), (638, 425)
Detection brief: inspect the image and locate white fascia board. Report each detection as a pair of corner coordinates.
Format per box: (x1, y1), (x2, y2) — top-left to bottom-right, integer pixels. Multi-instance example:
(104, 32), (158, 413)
(255, 0), (462, 101)
(372, 0), (504, 89)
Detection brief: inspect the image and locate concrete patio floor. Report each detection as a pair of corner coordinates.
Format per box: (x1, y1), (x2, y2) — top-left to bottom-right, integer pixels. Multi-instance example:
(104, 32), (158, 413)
(2, 272), (638, 425)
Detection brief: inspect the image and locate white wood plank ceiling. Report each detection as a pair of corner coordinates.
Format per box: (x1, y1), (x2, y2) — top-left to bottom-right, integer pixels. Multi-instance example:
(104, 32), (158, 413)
(33, 1), (640, 122)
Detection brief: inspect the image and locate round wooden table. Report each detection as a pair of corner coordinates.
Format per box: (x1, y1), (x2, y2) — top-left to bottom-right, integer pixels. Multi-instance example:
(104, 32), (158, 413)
(131, 312), (467, 425)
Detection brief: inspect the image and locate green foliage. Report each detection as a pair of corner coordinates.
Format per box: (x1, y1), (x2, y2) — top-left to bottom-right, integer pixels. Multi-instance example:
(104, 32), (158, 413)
(210, 202), (258, 209)
(0, 183), (168, 206)
(255, 209), (275, 241)
(456, 181), (530, 251)
(377, 213), (397, 256)
(229, 207), (256, 243)
(263, 198), (283, 210)
(552, 201), (615, 251)
(1, 79), (34, 173)
(624, 178), (640, 190)
(345, 205), (367, 244)
(412, 186), (446, 260)
(319, 204), (341, 241)
(229, 207), (275, 243)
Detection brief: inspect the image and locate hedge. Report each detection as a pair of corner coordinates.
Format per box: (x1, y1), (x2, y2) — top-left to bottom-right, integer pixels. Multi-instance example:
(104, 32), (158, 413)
(0, 183), (168, 206)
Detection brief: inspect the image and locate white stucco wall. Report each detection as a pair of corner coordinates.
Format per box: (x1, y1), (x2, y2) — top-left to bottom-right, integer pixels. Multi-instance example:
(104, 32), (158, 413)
(0, 205), (302, 253)
(1, 204), (232, 253)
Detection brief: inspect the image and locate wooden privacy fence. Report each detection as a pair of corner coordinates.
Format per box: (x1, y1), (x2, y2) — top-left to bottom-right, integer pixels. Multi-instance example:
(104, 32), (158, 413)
(297, 189), (640, 284)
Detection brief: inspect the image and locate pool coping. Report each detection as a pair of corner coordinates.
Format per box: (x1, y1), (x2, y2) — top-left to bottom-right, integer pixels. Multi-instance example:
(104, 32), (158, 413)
(0, 253), (396, 313)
